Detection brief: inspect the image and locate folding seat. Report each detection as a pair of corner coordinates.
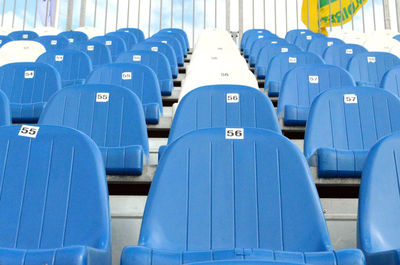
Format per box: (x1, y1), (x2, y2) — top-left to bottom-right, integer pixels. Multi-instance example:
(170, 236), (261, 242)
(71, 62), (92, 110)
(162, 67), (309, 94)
(243, 31), (276, 58)
(8, 30), (38, 40)
(358, 132), (400, 265)
(120, 127), (365, 265)
(76, 40), (112, 67)
(118, 28), (146, 43)
(35, 35), (70, 51)
(241, 29), (270, 51)
(91, 35), (127, 61)
(323, 43), (367, 69)
(187, 54), (248, 75)
(307, 37), (345, 57)
(277, 65), (355, 126)
(381, 65), (400, 97)
(154, 31), (187, 57)
(74, 26), (102, 39)
(0, 125), (111, 265)
(149, 35), (184, 66)
(32, 26), (61, 36)
(342, 32), (369, 45)
(36, 49), (92, 87)
(304, 86), (400, 178)
(58, 30), (89, 46)
(160, 28), (189, 51)
(132, 41), (178, 78)
(106, 31), (138, 50)
(294, 33), (326, 51)
(347, 51), (400, 87)
(0, 35), (12, 47)
(39, 84), (149, 175)
(0, 62), (61, 122)
(186, 262), (303, 265)
(0, 40), (46, 65)
(255, 43), (301, 79)
(116, 50), (173, 96)
(265, 51), (324, 97)
(86, 63), (162, 124)
(328, 29), (355, 40)
(363, 37), (400, 53)
(248, 37), (288, 67)
(285, 29), (313, 44)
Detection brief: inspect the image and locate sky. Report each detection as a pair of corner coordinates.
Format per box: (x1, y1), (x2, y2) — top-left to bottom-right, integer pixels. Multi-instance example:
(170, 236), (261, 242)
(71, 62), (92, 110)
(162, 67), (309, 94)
(0, 0), (397, 46)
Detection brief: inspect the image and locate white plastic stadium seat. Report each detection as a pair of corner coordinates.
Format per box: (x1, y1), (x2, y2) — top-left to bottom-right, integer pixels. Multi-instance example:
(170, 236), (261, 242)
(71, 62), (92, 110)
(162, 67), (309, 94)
(75, 27), (102, 39)
(363, 37), (400, 53)
(0, 41), (46, 65)
(33, 26), (61, 36)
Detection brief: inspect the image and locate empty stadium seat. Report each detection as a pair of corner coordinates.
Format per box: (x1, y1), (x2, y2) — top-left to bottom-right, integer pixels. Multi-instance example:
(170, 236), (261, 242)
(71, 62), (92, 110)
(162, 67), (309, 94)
(187, 53), (249, 75)
(307, 37), (345, 57)
(304, 86), (400, 178)
(323, 43), (368, 69)
(277, 65), (355, 126)
(347, 52), (400, 87)
(255, 43), (301, 79)
(0, 89), (10, 126)
(243, 31), (275, 58)
(0, 35), (12, 47)
(74, 26), (102, 39)
(358, 131), (400, 265)
(107, 31), (138, 50)
(381, 65), (400, 97)
(121, 127), (365, 265)
(248, 37), (288, 67)
(285, 29), (313, 44)
(0, 62), (61, 122)
(8, 30), (38, 40)
(394, 34), (400, 42)
(0, 40), (46, 65)
(265, 51), (324, 96)
(86, 63), (162, 124)
(116, 50), (173, 96)
(32, 26), (61, 36)
(58, 30), (89, 45)
(36, 49), (92, 87)
(149, 35), (184, 66)
(132, 41), (178, 78)
(39, 84), (149, 175)
(160, 28), (189, 51)
(294, 33), (326, 51)
(117, 28), (146, 43)
(35, 35), (70, 51)
(343, 33), (369, 45)
(0, 124), (111, 265)
(241, 29), (270, 51)
(76, 40), (112, 66)
(188, 261), (304, 265)
(154, 31), (187, 56)
(91, 35), (127, 62)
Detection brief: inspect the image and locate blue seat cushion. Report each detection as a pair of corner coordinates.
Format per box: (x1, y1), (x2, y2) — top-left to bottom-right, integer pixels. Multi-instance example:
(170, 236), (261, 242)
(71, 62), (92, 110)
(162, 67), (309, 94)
(160, 79), (174, 96)
(317, 148), (368, 178)
(268, 81), (280, 97)
(11, 102), (44, 123)
(101, 145), (143, 175)
(284, 105), (309, 126)
(255, 67), (266, 79)
(365, 249), (400, 265)
(143, 103), (160, 124)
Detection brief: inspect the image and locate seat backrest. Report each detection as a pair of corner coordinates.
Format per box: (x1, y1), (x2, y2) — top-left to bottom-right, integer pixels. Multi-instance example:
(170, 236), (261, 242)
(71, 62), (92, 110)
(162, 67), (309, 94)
(0, 124), (110, 250)
(285, 29), (313, 44)
(91, 35), (127, 61)
(307, 37), (345, 57)
(381, 65), (400, 98)
(35, 35), (70, 51)
(118, 28), (145, 43)
(347, 52), (400, 86)
(106, 31), (138, 50)
(86, 63), (162, 110)
(36, 49), (92, 84)
(39, 84), (149, 155)
(0, 41), (46, 64)
(76, 40), (112, 66)
(160, 28), (189, 50)
(304, 87), (400, 159)
(58, 30), (89, 45)
(149, 35), (184, 64)
(0, 62), (61, 104)
(323, 43), (368, 69)
(241, 29), (270, 50)
(358, 131), (400, 253)
(140, 127), (332, 252)
(0, 35), (12, 48)
(74, 26), (102, 39)
(8, 30), (38, 40)
(265, 51), (324, 85)
(277, 64), (356, 116)
(294, 33), (326, 51)
(169, 85), (281, 143)
(244, 32), (275, 57)
(32, 26), (61, 36)
(249, 37), (288, 65)
(0, 89), (10, 126)
(158, 29), (188, 52)
(255, 44), (301, 74)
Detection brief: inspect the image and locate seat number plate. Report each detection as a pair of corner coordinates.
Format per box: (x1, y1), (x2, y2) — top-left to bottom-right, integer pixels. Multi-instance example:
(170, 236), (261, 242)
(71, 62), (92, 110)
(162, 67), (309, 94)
(19, 125), (39, 138)
(344, 94), (358, 104)
(226, 93), (239, 103)
(226, 128), (244, 139)
(96, 92), (109, 102)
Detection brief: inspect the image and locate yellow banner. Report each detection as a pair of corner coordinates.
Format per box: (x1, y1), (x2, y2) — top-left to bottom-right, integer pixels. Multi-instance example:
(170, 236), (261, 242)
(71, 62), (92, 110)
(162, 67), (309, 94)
(302, 0), (368, 35)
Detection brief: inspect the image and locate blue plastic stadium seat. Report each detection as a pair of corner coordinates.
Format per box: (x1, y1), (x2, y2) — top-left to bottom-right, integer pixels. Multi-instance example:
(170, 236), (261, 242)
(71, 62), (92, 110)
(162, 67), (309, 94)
(118, 28), (146, 43)
(255, 43), (301, 79)
(394, 34), (400, 42)
(132, 41), (178, 78)
(0, 124), (111, 265)
(154, 31), (187, 57)
(241, 29), (271, 51)
(244, 32), (276, 58)
(0, 62), (61, 122)
(107, 31), (138, 50)
(35, 35), (70, 51)
(160, 28), (189, 51)
(381, 65), (400, 97)
(8, 30), (38, 40)
(285, 29), (313, 44)
(39, 84), (149, 175)
(248, 37), (288, 67)
(278, 65), (356, 126)
(36, 49), (92, 87)
(86, 63), (162, 124)
(347, 52), (400, 87)
(116, 50), (173, 96)
(0, 35), (12, 47)
(307, 37), (345, 57)
(294, 33), (326, 51)
(323, 44), (368, 69)
(76, 40), (112, 67)
(265, 51), (324, 96)
(121, 127), (365, 265)
(58, 30), (89, 45)
(0, 89), (11, 126)
(149, 35), (184, 66)
(91, 35), (127, 61)
(358, 132), (400, 265)
(304, 86), (400, 178)
(187, 262), (305, 265)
